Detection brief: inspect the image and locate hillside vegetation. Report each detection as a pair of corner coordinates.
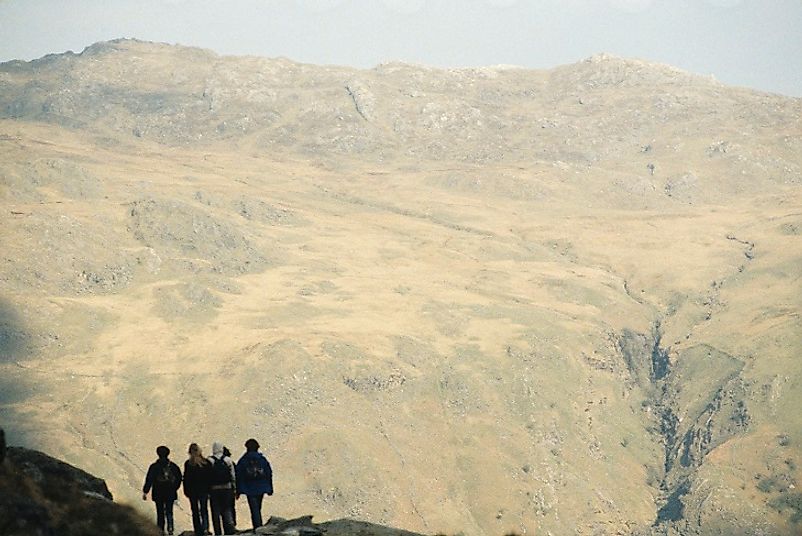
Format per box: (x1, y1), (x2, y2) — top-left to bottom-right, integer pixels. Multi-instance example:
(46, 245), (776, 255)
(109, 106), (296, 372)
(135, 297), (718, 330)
(1, 39), (801, 535)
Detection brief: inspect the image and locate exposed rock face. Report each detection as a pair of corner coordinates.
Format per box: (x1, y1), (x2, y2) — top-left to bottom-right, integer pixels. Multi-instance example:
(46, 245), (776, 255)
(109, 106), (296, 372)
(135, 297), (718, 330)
(7, 446), (113, 499)
(0, 445), (160, 536)
(1, 39), (799, 186)
(1, 40), (801, 536)
(249, 515), (425, 536)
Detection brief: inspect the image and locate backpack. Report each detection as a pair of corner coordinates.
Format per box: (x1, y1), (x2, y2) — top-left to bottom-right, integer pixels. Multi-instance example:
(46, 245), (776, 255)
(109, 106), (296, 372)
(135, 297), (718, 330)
(211, 456), (231, 485)
(244, 456), (265, 481)
(155, 462), (176, 486)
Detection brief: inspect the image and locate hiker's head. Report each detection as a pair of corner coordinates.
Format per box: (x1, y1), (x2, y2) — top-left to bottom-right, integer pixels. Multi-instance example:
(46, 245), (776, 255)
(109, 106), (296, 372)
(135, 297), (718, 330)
(212, 441), (224, 457)
(188, 442), (205, 465)
(222, 446), (232, 458)
(245, 438), (260, 452)
(156, 445), (170, 459)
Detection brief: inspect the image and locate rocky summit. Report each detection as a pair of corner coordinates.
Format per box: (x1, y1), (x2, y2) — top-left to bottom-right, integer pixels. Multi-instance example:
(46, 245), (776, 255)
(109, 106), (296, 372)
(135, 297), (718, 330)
(0, 39), (801, 535)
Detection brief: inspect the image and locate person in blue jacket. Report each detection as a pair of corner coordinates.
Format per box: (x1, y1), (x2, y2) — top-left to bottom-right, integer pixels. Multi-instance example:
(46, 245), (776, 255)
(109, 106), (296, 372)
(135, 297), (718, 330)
(235, 438), (273, 530)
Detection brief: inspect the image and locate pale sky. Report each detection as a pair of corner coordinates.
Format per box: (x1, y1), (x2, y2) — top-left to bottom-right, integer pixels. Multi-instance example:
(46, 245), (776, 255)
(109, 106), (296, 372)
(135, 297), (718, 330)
(1, 0), (800, 96)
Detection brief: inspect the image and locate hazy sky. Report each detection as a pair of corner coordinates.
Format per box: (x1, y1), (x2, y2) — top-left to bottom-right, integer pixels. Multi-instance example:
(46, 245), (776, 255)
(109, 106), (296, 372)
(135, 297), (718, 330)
(1, 0), (800, 96)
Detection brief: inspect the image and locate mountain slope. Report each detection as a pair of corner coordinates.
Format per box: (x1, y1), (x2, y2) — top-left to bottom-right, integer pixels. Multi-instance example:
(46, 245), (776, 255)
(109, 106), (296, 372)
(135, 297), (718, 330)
(1, 39), (801, 535)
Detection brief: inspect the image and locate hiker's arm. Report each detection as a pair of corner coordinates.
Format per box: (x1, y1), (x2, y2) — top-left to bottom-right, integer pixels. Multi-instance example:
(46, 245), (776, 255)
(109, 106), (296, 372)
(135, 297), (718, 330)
(234, 460), (243, 494)
(228, 459), (237, 488)
(174, 463), (183, 491)
(142, 465), (153, 499)
(266, 460), (274, 495)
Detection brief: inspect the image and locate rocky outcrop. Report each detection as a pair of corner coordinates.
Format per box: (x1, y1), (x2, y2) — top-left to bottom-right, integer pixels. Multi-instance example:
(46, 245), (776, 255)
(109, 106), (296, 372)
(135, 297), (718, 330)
(345, 79), (376, 122)
(618, 327), (755, 534)
(246, 515), (426, 536)
(0, 444), (160, 536)
(178, 515), (427, 536)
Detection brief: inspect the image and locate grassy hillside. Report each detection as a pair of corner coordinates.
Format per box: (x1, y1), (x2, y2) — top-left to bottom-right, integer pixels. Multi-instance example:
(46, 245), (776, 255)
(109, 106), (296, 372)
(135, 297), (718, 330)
(0, 39), (800, 535)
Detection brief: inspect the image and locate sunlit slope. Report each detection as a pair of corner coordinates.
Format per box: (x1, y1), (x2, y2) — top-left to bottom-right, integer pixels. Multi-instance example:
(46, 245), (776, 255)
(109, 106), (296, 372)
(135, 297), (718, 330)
(1, 40), (800, 535)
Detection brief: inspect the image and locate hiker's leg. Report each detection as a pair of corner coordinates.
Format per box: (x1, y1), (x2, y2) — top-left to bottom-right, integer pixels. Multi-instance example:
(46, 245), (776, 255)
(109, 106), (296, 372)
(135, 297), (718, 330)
(199, 493), (210, 535)
(190, 496), (202, 535)
(247, 493), (264, 529)
(165, 500), (175, 534)
(229, 489), (237, 527)
(155, 500), (166, 532)
(221, 489), (236, 534)
(209, 491), (223, 535)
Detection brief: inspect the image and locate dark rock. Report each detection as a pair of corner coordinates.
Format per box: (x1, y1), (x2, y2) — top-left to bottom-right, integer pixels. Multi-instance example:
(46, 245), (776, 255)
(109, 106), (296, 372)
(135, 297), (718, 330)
(0, 495), (56, 536)
(0, 446), (159, 536)
(7, 446), (112, 500)
(256, 515), (318, 534)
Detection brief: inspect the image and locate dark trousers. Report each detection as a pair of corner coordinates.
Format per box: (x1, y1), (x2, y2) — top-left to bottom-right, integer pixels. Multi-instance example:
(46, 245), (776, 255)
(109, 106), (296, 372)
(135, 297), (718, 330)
(246, 493), (265, 529)
(209, 488), (235, 535)
(229, 491), (237, 527)
(188, 493), (209, 536)
(154, 500), (175, 534)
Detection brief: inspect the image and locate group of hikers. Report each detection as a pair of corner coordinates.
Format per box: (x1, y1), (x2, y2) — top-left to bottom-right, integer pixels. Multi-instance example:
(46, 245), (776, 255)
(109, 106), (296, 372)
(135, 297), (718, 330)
(142, 438), (273, 536)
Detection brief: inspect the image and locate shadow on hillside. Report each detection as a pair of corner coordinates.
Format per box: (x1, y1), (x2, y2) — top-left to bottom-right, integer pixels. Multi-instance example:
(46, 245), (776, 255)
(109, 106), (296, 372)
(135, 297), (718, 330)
(0, 299), (30, 363)
(0, 298), (34, 445)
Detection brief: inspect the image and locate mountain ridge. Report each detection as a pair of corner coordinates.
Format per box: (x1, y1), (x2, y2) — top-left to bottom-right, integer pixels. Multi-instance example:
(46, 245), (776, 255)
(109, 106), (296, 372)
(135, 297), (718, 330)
(2, 39), (736, 82)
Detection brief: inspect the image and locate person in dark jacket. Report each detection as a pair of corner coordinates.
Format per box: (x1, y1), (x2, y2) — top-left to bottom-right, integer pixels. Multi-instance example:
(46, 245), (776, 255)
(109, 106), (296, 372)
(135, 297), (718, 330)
(235, 438), (273, 530)
(143, 445), (182, 535)
(183, 443), (212, 536)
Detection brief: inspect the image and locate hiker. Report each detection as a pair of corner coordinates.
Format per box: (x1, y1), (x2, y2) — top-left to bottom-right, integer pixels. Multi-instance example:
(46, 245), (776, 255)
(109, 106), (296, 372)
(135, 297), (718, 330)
(183, 443), (212, 536)
(208, 441), (237, 535)
(142, 445), (182, 536)
(0, 428), (5, 465)
(223, 446), (237, 527)
(235, 438), (274, 530)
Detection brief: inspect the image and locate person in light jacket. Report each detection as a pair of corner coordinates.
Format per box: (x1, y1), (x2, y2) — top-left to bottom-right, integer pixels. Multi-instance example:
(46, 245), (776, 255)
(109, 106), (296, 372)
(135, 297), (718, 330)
(235, 438), (274, 530)
(223, 445), (237, 527)
(208, 441), (237, 535)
